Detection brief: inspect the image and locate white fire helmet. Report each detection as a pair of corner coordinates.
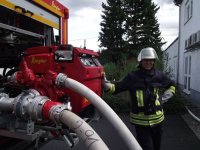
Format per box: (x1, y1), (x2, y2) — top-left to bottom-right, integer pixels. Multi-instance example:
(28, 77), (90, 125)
(137, 47), (159, 62)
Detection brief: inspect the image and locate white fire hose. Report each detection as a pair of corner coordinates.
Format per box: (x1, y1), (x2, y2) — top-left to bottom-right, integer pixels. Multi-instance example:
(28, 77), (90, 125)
(185, 106), (200, 123)
(56, 73), (142, 150)
(60, 110), (109, 150)
(6, 71), (142, 149)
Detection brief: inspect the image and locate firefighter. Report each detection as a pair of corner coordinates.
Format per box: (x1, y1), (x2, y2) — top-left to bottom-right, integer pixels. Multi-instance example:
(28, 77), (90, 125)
(103, 47), (175, 150)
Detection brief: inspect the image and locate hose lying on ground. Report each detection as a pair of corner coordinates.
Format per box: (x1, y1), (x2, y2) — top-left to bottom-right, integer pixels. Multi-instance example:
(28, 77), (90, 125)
(56, 73), (142, 150)
(185, 106), (200, 123)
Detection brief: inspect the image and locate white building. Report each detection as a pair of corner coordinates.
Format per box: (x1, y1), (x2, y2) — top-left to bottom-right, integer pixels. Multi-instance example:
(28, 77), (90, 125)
(165, 0), (200, 105)
(164, 37), (178, 83)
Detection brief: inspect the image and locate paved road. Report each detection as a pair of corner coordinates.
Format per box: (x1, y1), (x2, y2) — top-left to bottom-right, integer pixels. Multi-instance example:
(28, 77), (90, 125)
(39, 114), (200, 150)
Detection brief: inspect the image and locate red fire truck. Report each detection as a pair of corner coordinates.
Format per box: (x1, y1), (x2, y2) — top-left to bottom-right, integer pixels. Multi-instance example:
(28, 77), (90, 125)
(0, 0), (104, 149)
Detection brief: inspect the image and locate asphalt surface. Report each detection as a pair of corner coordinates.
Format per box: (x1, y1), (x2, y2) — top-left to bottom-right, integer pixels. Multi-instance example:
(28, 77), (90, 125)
(39, 114), (200, 150)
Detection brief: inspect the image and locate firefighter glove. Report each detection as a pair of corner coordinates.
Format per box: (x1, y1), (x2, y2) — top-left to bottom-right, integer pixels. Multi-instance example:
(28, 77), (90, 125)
(161, 89), (174, 103)
(102, 73), (115, 93)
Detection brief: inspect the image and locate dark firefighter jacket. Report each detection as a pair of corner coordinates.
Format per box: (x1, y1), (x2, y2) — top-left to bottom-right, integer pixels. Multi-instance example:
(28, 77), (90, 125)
(109, 68), (175, 127)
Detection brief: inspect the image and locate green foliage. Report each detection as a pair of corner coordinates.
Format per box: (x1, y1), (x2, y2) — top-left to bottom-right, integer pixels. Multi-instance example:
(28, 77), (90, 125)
(173, 0), (183, 6)
(118, 59), (137, 78)
(104, 62), (119, 80)
(163, 90), (186, 114)
(104, 58), (137, 81)
(99, 0), (126, 53)
(103, 59), (137, 113)
(124, 0), (165, 52)
(99, 0), (165, 64)
(103, 93), (130, 113)
(155, 56), (164, 70)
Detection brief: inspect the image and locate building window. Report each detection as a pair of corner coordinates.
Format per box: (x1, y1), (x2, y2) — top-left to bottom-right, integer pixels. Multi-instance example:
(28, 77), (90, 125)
(183, 55), (191, 94)
(184, 0), (193, 23)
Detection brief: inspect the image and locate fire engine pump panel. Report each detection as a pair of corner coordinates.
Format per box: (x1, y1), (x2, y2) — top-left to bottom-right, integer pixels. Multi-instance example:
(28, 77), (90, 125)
(0, 0), (141, 150)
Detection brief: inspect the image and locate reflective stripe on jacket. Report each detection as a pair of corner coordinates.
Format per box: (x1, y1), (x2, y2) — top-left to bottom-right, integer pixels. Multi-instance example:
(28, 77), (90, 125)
(130, 111), (164, 126)
(131, 86), (164, 126)
(111, 68), (175, 127)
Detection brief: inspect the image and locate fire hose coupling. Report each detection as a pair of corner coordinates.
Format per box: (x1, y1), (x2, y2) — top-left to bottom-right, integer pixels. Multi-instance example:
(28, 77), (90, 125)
(12, 89), (72, 123)
(13, 89), (49, 121)
(55, 73), (68, 87)
(49, 104), (71, 124)
(0, 93), (14, 112)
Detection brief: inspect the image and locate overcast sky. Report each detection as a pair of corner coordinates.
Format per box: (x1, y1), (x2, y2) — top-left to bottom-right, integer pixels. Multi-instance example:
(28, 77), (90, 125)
(58, 0), (179, 51)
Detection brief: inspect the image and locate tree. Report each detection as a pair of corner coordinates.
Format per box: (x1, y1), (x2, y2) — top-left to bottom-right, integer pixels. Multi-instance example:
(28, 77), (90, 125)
(124, 0), (164, 55)
(173, 0), (183, 6)
(99, 0), (126, 64)
(99, 0), (164, 65)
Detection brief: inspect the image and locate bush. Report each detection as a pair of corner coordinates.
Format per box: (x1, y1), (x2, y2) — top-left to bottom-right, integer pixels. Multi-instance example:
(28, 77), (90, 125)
(163, 90), (186, 114)
(104, 58), (137, 81)
(103, 59), (137, 113)
(104, 62), (119, 81)
(103, 93), (130, 113)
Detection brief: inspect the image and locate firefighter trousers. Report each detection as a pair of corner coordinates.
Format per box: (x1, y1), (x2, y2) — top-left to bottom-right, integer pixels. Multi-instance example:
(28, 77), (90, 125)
(135, 124), (163, 150)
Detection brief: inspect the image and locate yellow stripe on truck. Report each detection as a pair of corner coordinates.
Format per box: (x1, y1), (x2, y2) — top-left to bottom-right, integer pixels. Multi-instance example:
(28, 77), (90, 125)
(0, 0), (15, 10)
(32, 0), (63, 17)
(0, 0), (59, 29)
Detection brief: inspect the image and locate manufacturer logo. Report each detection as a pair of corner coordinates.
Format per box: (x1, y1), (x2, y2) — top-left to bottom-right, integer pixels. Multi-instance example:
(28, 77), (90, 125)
(31, 57), (47, 64)
(51, 1), (61, 11)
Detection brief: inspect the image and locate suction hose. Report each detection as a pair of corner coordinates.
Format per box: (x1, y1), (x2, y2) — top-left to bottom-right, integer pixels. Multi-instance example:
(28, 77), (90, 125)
(56, 73), (142, 150)
(59, 110), (109, 150)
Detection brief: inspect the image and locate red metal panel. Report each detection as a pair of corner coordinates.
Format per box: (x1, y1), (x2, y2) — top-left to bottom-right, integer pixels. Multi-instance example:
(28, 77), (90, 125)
(21, 46), (103, 113)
